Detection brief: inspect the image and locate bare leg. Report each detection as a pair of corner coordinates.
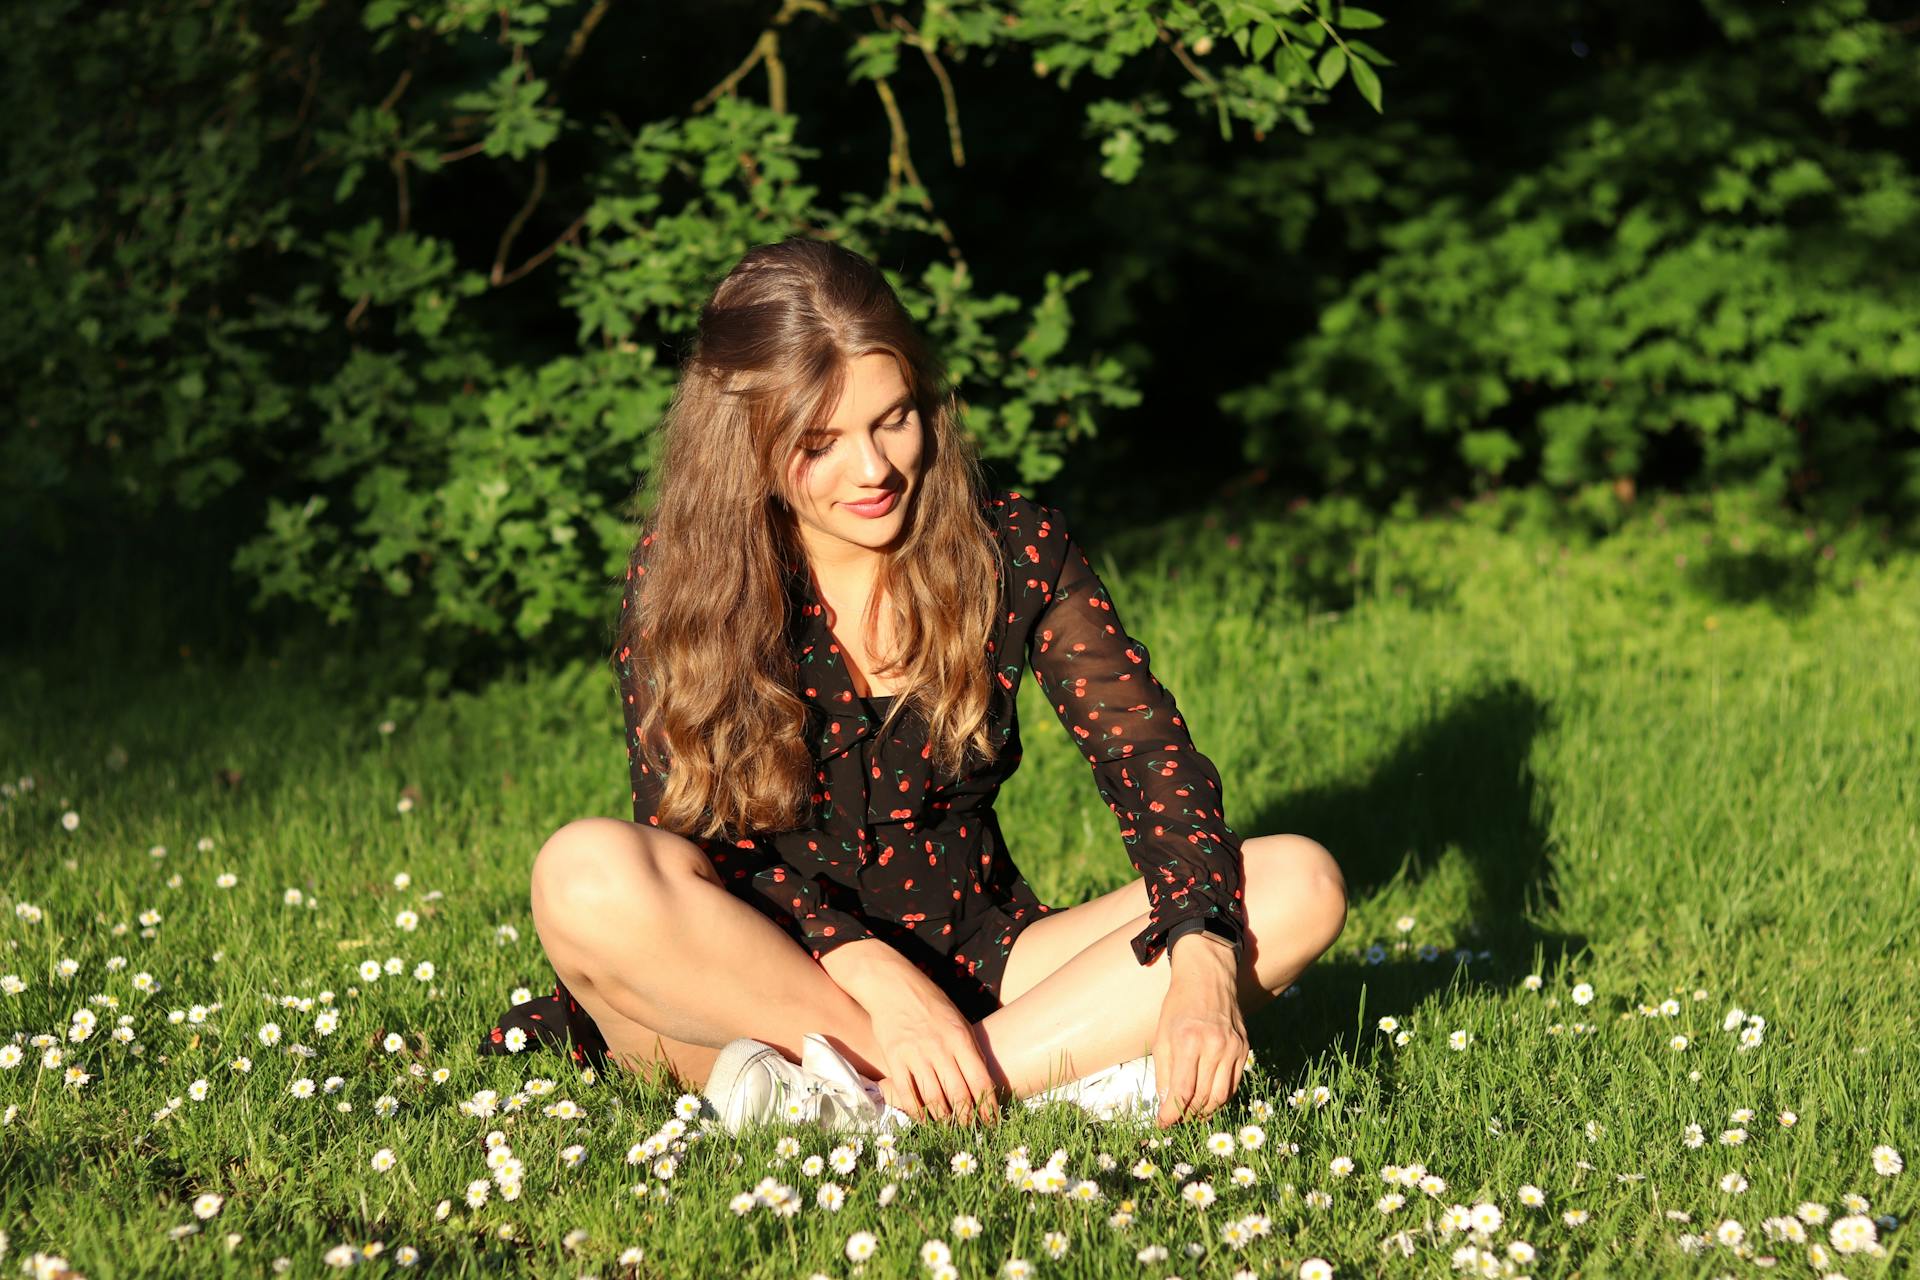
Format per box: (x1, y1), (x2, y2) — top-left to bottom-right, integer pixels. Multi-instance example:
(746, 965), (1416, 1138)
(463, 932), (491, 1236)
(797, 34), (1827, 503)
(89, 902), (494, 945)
(527, 818), (894, 1090)
(972, 834), (1347, 1101)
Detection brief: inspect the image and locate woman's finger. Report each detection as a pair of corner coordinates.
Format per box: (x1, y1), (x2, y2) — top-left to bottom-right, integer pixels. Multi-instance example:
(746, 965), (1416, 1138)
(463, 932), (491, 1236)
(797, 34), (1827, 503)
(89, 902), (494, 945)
(1202, 1049), (1236, 1118)
(920, 1051), (966, 1125)
(1159, 1040), (1200, 1127)
(954, 1043), (999, 1127)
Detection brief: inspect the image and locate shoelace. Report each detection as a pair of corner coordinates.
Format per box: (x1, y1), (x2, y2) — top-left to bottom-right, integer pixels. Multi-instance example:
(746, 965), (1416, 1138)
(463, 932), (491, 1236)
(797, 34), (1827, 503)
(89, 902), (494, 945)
(763, 1066), (871, 1128)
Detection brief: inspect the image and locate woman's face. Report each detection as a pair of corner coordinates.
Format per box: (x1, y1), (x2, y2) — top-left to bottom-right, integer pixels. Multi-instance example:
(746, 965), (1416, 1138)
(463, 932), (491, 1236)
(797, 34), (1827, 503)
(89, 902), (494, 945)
(783, 352), (924, 564)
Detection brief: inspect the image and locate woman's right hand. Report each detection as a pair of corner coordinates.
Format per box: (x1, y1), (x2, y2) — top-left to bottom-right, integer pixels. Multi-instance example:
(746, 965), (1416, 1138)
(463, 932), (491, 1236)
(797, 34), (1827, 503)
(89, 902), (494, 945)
(820, 942), (1000, 1126)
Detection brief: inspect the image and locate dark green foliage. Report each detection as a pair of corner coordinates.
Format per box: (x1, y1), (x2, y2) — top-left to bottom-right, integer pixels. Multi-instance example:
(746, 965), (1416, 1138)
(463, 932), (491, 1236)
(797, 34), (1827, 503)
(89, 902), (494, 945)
(1, 0), (1385, 659)
(1224, 0), (1920, 534)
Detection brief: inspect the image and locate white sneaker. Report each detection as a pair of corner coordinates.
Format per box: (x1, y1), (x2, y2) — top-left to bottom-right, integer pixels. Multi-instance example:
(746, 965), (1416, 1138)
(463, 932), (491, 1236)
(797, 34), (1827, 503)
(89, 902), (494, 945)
(702, 1032), (913, 1135)
(1022, 1053), (1158, 1123)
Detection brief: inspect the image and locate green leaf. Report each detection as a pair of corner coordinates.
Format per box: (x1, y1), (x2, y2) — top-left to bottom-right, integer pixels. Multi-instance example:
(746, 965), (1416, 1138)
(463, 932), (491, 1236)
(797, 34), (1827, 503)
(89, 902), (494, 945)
(1337, 7), (1386, 30)
(1350, 54), (1383, 111)
(1251, 23), (1278, 62)
(1318, 46), (1347, 90)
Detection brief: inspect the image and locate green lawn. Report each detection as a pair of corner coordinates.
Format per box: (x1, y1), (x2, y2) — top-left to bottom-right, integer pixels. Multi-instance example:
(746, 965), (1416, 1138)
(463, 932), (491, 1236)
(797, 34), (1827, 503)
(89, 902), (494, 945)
(2, 488), (1914, 1277)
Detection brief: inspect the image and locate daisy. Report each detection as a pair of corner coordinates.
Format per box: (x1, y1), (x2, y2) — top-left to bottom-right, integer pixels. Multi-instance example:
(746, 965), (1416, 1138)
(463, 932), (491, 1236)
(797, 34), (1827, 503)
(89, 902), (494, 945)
(1469, 1202), (1504, 1234)
(394, 910), (419, 932)
(1669, 1035), (1689, 1051)
(1230, 1166), (1256, 1188)
(950, 1151), (977, 1175)
(413, 961), (435, 982)
(1719, 1172), (1748, 1194)
(370, 1149), (397, 1173)
(1377, 1193), (1406, 1213)
(1377, 1016), (1399, 1033)
(1304, 1189), (1332, 1209)
(1562, 1208), (1590, 1227)
(1571, 983), (1594, 1005)
(1042, 1232), (1069, 1261)
(357, 960), (382, 982)
(1181, 1181), (1216, 1208)
(1518, 1184), (1545, 1207)
(1683, 1124), (1705, 1149)
(845, 1230), (877, 1261)
(1719, 1127), (1747, 1146)
(464, 1180), (490, 1209)
(1238, 1124), (1265, 1150)
(921, 1239), (952, 1267)
(192, 1193), (224, 1219)
(829, 1144), (859, 1175)
(952, 1214), (982, 1240)
(1001, 1259), (1031, 1279)
(1714, 1218), (1746, 1246)
(188, 1078), (210, 1101)
(1330, 1156), (1354, 1177)
(289, 1078), (316, 1098)
(1207, 1131), (1235, 1156)
(1778, 1110), (1797, 1127)
(1299, 1257), (1334, 1280)
(1448, 1029), (1470, 1051)
(1871, 1145), (1903, 1176)
(1828, 1215), (1879, 1254)
(817, 1183), (847, 1211)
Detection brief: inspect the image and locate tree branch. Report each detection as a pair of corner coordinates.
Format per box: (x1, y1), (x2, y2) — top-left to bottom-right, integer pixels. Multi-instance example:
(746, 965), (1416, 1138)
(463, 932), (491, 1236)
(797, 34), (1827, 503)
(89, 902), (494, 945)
(491, 155), (548, 286)
(887, 12), (965, 167)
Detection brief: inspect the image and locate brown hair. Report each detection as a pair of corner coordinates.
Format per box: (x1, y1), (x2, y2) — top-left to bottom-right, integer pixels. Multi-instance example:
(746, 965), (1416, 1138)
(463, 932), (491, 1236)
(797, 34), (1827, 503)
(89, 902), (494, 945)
(618, 236), (1004, 839)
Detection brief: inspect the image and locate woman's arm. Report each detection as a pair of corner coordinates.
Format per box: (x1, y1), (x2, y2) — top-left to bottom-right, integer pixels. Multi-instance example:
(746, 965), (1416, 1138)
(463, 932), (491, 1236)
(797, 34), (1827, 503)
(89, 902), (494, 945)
(1022, 501), (1250, 968)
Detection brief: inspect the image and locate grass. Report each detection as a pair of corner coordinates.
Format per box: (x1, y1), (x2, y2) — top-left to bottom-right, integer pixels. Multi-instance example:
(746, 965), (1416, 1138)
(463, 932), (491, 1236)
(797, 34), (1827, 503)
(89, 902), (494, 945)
(2, 485), (1915, 1277)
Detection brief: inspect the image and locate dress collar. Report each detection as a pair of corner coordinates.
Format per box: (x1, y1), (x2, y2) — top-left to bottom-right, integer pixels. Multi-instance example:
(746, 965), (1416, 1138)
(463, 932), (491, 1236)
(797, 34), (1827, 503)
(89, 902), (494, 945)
(784, 565), (881, 763)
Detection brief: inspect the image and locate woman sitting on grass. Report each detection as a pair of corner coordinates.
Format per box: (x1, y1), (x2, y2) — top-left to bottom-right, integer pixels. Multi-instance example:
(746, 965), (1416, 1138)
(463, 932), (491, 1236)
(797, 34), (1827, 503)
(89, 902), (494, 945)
(478, 236), (1347, 1132)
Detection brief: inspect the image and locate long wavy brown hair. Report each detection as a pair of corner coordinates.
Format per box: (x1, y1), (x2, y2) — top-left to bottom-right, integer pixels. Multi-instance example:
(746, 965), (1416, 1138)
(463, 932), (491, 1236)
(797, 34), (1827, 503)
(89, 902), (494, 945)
(616, 237), (1005, 840)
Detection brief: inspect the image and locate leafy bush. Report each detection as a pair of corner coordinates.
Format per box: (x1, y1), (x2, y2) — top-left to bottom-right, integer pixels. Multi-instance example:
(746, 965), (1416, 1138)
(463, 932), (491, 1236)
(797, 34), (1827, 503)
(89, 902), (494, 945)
(1, 0), (1388, 656)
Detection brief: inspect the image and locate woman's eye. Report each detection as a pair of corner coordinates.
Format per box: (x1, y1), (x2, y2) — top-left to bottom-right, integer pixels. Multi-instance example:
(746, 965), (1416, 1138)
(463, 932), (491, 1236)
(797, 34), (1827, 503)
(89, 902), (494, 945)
(801, 415), (911, 458)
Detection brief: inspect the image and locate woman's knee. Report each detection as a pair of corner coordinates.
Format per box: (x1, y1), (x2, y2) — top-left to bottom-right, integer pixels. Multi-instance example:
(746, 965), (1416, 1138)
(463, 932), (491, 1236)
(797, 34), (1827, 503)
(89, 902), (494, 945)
(531, 817), (698, 923)
(1246, 833), (1347, 954)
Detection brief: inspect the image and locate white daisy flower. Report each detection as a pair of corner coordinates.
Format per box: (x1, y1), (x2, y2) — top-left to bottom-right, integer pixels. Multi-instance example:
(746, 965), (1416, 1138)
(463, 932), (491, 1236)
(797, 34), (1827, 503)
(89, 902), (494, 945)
(844, 1229), (876, 1260)
(1570, 983), (1594, 1005)
(192, 1193), (224, 1219)
(1829, 1214), (1877, 1254)
(1871, 1145), (1903, 1177)
(370, 1149), (397, 1173)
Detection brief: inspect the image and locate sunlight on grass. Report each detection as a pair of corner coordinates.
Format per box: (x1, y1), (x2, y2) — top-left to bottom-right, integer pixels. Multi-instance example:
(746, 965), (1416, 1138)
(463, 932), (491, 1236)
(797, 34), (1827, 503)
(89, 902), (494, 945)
(2, 489), (1914, 1275)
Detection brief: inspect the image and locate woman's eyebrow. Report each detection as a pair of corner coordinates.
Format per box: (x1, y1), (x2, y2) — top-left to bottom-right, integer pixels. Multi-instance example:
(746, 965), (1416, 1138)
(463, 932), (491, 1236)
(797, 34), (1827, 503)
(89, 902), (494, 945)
(810, 392), (914, 435)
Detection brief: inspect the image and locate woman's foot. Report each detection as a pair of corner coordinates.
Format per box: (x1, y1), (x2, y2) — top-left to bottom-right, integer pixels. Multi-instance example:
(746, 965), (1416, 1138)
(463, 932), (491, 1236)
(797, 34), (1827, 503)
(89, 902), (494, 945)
(1022, 1053), (1158, 1123)
(702, 1033), (913, 1134)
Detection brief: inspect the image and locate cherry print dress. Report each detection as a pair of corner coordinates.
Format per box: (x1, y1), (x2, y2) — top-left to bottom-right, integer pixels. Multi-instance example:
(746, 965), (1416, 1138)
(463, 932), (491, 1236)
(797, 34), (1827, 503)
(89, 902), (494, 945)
(477, 489), (1249, 1072)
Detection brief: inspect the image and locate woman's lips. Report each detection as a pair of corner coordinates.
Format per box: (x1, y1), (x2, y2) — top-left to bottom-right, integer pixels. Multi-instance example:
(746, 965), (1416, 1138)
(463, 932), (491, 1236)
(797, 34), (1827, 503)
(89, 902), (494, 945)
(843, 490), (899, 518)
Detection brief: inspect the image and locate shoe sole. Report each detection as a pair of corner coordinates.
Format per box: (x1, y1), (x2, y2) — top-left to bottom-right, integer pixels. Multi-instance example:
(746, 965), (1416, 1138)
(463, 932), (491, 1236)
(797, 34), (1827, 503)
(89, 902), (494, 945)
(703, 1038), (783, 1131)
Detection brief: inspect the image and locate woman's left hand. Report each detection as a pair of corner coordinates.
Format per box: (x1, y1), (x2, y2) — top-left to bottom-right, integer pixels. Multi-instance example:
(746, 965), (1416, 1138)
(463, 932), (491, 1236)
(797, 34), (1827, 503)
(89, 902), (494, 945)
(1152, 936), (1248, 1127)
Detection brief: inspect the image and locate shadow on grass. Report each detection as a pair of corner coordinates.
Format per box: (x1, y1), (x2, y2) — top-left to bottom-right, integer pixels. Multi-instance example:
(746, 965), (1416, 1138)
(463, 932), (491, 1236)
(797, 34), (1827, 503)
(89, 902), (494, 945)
(1243, 678), (1589, 1082)
(1686, 547), (1819, 616)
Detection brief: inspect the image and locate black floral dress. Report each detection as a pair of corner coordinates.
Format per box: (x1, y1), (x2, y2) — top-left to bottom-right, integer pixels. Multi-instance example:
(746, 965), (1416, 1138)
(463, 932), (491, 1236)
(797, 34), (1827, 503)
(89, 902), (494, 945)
(478, 489), (1249, 1072)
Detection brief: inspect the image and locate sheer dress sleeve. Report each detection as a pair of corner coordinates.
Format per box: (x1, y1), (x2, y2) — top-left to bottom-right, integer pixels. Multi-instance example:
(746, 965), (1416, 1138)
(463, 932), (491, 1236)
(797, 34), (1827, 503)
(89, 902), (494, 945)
(614, 536), (879, 961)
(1023, 505), (1250, 967)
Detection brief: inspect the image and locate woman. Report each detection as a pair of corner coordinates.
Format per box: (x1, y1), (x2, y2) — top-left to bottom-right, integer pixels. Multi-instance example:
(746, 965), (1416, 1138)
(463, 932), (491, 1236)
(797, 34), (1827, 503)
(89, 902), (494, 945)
(478, 237), (1347, 1131)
